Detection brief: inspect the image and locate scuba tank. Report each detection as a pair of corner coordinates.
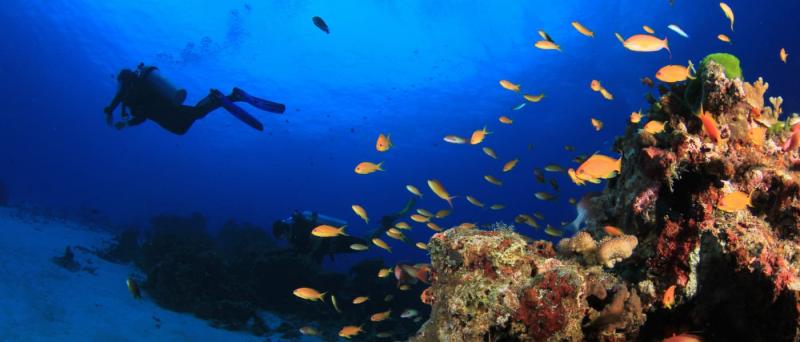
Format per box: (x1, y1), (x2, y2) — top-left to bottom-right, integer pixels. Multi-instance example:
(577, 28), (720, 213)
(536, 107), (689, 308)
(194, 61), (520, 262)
(137, 64), (187, 106)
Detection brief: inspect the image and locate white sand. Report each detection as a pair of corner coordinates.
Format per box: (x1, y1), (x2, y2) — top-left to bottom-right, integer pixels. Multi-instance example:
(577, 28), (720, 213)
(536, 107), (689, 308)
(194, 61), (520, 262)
(0, 208), (322, 341)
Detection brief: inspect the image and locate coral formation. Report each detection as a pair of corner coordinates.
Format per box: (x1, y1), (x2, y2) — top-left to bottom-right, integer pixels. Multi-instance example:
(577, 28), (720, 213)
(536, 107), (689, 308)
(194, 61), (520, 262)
(415, 55), (800, 341)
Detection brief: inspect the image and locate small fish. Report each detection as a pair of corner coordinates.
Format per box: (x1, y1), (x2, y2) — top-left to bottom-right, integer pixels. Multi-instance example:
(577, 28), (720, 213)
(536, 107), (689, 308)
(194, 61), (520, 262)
(571, 21), (594, 38)
(352, 205), (369, 223)
(591, 118), (603, 131)
(426, 222), (442, 232)
(331, 294), (341, 313)
(416, 208), (434, 217)
(372, 238), (392, 253)
(524, 94), (545, 102)
(490, 204), (505, 210)
(126, 277), (142, 300)
(376, 133), (392, 152)
(399, 284), (411, 291)
(568, 197), (577, 205)
(378, 268), (392, 278)
(642, 120), (666, 134)
(780, 48), (788, 63)
(630, 111), (644, 124)
(299, 326), (319, 336)
(641, 77), (654, 87)
(384, 294), (394, 301)
(370, 310), (391, 322)
(294, 287), (326, 302)
(590, 80), (602, 92)
(352, 296), (369, 304)
(312, 16), (329, 34)
(414, 316), (423, 323)
(614, 32), (625, 44)
(533, 168), (545, 183)
(410, 214), (429, 223)
(443, 135), (468, 144)
(354, 161), (384, 174)
(698, 106), (722, 143)
(482, 147), (498, 159)
(503, 158), (519, 172)
(604, 225), (624, 236)
(484, 175), (503, 186)
(470, 126), (491, 145)
(663, 285), (677, 309)
(415, 242), (428, 250)
(538, 30), (554, 42)
(428, 179), (456, 207)
(350, 243), (369, 251)
(718, 190), (752, 212)
(435, 209), (451, 219)
(499, 80), (521, 92)
(395, 221), (412, 230)
(549, 178), (559, 191)
(458, 222), (477, 229)
(544, 225), (563, 237)
(311, 224), (348, 237)
(667, 24), (689, 39)
(575, 154), (622, 181)
(339, 325), (363, 339)
(386, 228), (406, 241)
(534, 40), (561, 51)
(401, 309), (419, 318)
(600, 88), (614, 100)
(564, 145), (575, 151)
(623, 34), (671, 57)
(535, 192), (557, 201)
(656, 61), (695, 83)
(499, 116), (513, 124)
(544, 164), (564, 172)
(720, 2), (734, 31)
(466, 195), (485, 207)
(717, 34), (731, 43)
(512, 103), (526, 111)
(643, 25), (655, 34)
(406, 185), (423, 197)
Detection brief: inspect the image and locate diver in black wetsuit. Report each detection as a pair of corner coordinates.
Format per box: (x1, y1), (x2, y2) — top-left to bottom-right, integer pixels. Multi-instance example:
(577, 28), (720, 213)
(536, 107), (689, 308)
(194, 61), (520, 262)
(104, 63), (286, 134)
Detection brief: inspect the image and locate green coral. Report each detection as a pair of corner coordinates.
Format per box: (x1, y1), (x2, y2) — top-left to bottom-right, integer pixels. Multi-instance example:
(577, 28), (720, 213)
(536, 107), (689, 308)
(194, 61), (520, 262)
(700, 53), (742, 80)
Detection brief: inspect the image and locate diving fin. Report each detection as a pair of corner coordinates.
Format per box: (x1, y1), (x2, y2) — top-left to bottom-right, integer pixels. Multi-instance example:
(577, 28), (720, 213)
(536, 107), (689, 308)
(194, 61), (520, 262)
(218, 94), (264, 131)
(232, 87), (286, 114)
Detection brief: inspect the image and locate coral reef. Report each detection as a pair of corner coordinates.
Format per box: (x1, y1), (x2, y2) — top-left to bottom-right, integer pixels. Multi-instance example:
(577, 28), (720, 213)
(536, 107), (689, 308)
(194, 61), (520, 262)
(415, 55), (800, 341)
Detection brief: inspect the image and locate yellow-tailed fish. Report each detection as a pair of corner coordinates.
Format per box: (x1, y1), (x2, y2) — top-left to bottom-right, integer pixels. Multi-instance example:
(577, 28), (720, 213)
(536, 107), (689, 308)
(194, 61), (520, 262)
(410, 214), (429, 223)
(544, 225), (564, 237)
(443, 135), (467, 144)
(458, 222), (477, 229)
(643, 25), (655, 34)
(351, 205), (369, 223)
(571, 21), (594, 38)
(293, 287), (326, 302)
(534, 40), (561, 51)
(299, 326), (319, 336)
(352, 296), (369, 304)
(576, 154), (622, 180)
(435, 209), (451, 219)
(717, 34), (731, 43)
(591, 118), (603, 131)
(384, 294), (394, 301)
(354, 161), (384, 174)
(331, 294), (341, 313)
(499, 116), (513, 124)
(376, 133), (392, 152)
(535, 192), (557, 201)
(350, 243), (369, 251)
(378, 268), (392, 278)
(642, 120), (666, 134)
(426, 222), (442, 232)
(339, 326), (363, 339)
(406, 184), (423, 197)
(311, 224), (348, 237)
(630, 111), (644, 124)
(427, 179), (456, 208)
(720, 2), (734, 31)
(600, 88), (614, 100)
(386, 228), (406, 241)
(533, 212), (545, 220)
(370, 310), (391, 322)
(484, 175), (503, 186)
(524, 94), (545, 102)
(466, 195), (485, 207)
(482, 147), (497, 159)
(780, 48), (788, 63)
(395, 221), (412, 230)
(623, 34), (670, 57)
(415, 242), (428, 250)
(502, 158), (519, 172)
(544, 164), (564, 172)
(470, 126), (491, 145)
(499, 80), (521, 92)
(399, 284), (411, 291)
(372, 238), (392, 253)
(416, 208), (434, 217)
(656, 61), (695, 83)
(490, 204), (505, 210)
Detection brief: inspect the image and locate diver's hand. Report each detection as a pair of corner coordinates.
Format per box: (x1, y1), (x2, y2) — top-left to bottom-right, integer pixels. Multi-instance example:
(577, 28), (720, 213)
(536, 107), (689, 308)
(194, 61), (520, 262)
(114, 121), (126, 130)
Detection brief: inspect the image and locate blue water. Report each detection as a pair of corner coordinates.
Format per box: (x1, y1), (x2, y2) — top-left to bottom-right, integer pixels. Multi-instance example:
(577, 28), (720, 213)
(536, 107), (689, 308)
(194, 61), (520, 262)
(1, 0), (799, 336)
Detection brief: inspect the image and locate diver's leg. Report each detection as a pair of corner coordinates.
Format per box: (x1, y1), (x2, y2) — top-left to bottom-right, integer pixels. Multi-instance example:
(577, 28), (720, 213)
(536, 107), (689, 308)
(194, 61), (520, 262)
(229, 87), (286, 114)
(190, 89), (264, 131)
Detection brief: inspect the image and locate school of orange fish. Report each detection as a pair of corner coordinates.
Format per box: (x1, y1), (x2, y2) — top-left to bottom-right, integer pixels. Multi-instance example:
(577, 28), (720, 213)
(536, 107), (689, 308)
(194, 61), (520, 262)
(291, 3), (792, 339)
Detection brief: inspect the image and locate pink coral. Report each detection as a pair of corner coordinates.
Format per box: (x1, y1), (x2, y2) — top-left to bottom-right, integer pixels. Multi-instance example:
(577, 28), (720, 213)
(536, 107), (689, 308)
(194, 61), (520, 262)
(633, 182), (660, 214)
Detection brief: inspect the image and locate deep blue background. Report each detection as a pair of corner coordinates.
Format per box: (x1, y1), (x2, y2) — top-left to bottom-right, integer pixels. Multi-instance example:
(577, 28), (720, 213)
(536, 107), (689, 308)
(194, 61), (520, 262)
(0, 0), (798, 267)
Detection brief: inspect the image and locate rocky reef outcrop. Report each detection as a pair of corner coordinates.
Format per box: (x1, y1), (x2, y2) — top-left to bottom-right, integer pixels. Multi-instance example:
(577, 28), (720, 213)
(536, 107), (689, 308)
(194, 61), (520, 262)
(415, 55), (800, 341)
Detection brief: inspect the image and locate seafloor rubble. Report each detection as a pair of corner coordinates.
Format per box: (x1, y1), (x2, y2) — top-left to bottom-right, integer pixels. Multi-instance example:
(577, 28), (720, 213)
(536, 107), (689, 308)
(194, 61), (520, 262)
(414, 54), (800, 341)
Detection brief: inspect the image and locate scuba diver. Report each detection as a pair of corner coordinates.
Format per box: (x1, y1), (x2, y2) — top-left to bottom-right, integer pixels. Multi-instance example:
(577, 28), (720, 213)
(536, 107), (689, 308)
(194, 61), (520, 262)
(104, 63), (286, 135)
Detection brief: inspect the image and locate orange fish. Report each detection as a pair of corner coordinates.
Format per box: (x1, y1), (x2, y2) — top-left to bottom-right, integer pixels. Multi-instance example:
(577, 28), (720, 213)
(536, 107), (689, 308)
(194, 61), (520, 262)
(717, 34), (731, 43)
(351, 205), (369, 223)
(502, 158), (519, 172)
(655, 61), (695, 83)
(698, 106), (722, 143)
(720, 2), (734, 31)
(571, 21), (594, 38)
(780, 48), (788, 63)
(600, 88), (614, 100)
(410, 214), (429, 223)
(470, 126), (491, 145)
(352, 296), (369, 304)
(524, 94), (545, 102)
(718, 190), (752, 212)
(662, 333), (704, 342)
(370, 310), (391, 322)
(603, 225), (624, 236)
(499, 80), (521, 92)
(294, 287), (327, 302)
(590, 80), (602, 92)
(591, 118), (603, 131)
(623, 34), (670, 57)
(311, 225), (348, 237)
(576, 154), (622, 181)
(426, 222), (442, 232)
(630, 111), (644, 124)
(643, 25), (655, 34)
(663, 285), (676, 309)
(428, 179), (456, 208)
(534, 40), (561, 51)
(372, 238), (392, 253)
(375, 133), (392, 152)
(339, 325), (363, 339)
(354, 161), (384, 174)
(642, 120), (666, 134)
(499, 116), (513, 124)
